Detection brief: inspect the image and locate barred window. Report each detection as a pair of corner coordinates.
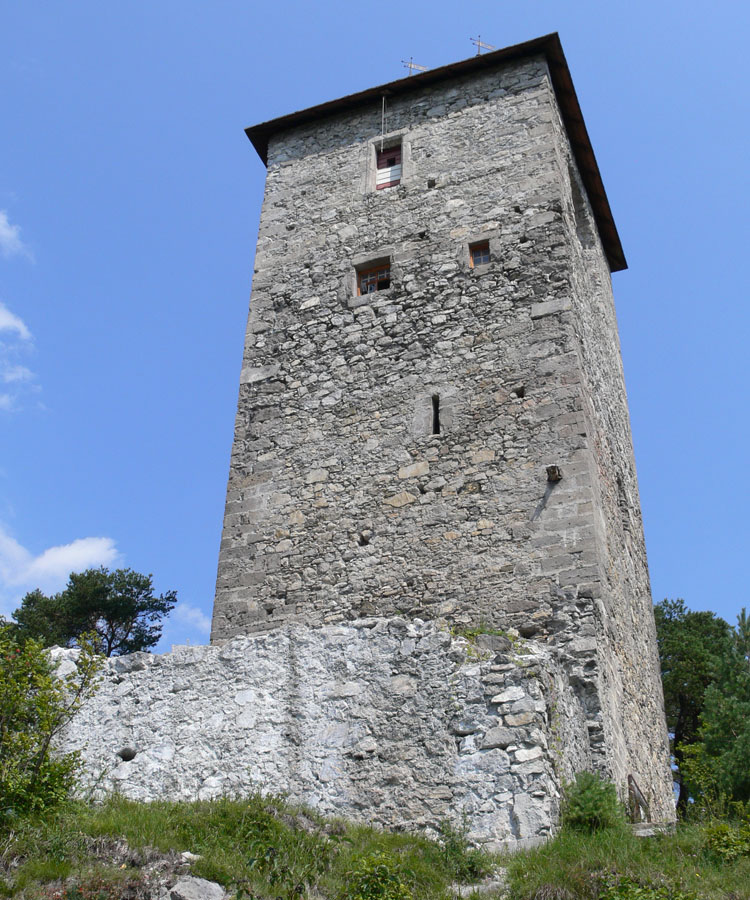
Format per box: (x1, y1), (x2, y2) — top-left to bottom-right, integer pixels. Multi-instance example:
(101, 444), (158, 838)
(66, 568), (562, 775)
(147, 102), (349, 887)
(470, 240), (490, 268)
(358, 263), (391, 295)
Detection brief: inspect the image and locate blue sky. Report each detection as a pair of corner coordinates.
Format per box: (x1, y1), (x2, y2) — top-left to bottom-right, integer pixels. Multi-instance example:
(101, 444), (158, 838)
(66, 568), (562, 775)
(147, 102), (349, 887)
(1, 1), (747, 648)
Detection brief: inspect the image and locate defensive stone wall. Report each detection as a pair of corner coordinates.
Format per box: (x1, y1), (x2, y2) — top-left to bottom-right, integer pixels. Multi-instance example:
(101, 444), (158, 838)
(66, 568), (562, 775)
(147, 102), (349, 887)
(56, 620), (593, 850)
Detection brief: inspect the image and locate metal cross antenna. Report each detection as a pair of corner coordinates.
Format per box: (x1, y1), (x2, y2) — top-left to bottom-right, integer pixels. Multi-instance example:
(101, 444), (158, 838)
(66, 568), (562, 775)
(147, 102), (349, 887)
(401, 57), (428, 75)
(470, 36), (496, 55)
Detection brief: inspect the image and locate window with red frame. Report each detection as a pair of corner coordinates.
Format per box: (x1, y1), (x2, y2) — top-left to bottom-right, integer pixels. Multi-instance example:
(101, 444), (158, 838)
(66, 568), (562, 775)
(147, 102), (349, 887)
(357, 263), (391, 295)
(376, 144), (402, 189)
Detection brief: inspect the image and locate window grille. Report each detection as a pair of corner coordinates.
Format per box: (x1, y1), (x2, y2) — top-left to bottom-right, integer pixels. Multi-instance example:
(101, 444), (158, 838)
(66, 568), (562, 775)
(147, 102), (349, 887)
(470, 241), (490, 267)
(358, 264), (391, 295)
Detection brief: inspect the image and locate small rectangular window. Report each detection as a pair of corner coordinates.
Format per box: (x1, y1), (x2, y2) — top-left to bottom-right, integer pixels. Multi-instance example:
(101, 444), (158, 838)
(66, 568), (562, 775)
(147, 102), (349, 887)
(358, 263), (391, 295)
(376, 144), (402, 190)
(470, 240), (490, 268)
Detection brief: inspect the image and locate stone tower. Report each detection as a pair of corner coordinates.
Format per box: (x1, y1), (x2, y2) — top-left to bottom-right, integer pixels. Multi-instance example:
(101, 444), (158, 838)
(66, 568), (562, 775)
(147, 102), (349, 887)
(211, 33), (674, 827)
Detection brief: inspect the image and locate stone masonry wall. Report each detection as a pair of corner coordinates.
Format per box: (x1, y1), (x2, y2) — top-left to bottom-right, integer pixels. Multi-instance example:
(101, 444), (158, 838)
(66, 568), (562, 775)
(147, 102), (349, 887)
(548, 94), (674, 820)
(210, 51), (674, 820)
(56, 620), (590, 850)
(213, 58), (607, 642)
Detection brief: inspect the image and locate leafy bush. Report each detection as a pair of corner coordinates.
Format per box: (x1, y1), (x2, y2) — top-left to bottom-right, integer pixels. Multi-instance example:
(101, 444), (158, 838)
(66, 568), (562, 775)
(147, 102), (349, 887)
(704, 820), (750, 862)
(343, 852), (413, 900)
(676, 742), (728, 820)
(0, 627), (101, 815)
(561, 772), (626, 833)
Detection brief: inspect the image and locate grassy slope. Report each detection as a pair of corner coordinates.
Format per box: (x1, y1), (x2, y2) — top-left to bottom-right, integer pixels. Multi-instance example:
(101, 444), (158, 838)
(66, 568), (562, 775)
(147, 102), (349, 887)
(0, 795), (489, 900)
(1, 797), (749, 899)
(506, 825), (750, 899)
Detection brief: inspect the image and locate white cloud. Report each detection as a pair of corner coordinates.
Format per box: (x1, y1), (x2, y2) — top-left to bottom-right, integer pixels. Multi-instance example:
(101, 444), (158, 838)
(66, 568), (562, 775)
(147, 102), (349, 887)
(0, 211), (32, 260)
(173, 603), (212, 635)
(156, 600), (212, 651)
(0, 216), (36, 409)
(0, 301), (36, 410)
(0, 524), (121, 618)
(0, 301), (31, 340)
(3, 365), (33, 383)
(25, 538), (120, 587)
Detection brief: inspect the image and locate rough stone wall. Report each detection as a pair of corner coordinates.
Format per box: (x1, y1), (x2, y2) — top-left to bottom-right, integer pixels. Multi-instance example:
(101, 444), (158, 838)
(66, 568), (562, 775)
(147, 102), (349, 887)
(213, 58), (606, 642)
(210, 52), (674, 820)
(56, 621), (589, 850)
(547, 95), (674, 820)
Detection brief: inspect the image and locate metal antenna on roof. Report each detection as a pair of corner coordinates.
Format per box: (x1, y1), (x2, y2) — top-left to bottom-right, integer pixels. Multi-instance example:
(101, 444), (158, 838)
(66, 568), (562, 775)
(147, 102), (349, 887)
(401, 57), (428, 75)
(470, 36), (496, 55)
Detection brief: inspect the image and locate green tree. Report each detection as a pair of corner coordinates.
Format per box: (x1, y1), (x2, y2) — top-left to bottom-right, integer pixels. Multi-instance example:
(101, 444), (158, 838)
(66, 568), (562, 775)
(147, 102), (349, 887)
(12, 567), (177, 656)
(0, 625), (101, 814)
(653, 598), (733, 813)
(685, 608), (750, 808)
(7, 588), (70, 647)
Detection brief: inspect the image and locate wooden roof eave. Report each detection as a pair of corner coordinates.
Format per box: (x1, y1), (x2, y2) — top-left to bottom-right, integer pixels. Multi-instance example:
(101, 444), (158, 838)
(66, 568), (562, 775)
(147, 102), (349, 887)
(244, 33), (627, 272)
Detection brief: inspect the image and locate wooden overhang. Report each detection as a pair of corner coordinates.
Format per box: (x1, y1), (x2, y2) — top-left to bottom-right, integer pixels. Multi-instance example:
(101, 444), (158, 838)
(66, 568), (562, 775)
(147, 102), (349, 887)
(245, 33), (627, 272)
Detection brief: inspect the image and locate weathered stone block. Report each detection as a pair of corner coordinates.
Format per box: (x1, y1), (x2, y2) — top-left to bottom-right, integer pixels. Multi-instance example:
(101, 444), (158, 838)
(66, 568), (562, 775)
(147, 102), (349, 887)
(170, 877), (225, 900)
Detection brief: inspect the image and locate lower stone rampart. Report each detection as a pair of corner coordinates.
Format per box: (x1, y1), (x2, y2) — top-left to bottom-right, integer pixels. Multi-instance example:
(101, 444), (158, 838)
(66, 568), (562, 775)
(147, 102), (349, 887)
(56, 619), (594, 850)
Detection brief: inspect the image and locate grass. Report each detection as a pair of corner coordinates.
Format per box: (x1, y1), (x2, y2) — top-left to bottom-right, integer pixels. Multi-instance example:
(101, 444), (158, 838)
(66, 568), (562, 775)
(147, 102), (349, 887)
(0, 795), (490, 899)
(504, 823), (750, 899)
(1, 797), (749, 899)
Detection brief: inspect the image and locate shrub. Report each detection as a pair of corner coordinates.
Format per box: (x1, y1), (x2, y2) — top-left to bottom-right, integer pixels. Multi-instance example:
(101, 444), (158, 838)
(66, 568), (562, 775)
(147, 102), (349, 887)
(0, 627), (101, 815)
(437, 819), (492, 881)
(343, 852), (413, 900)
(561, 772), (626, 833)
(704, 820), (750, 862)
(677, 742), (729, 820)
